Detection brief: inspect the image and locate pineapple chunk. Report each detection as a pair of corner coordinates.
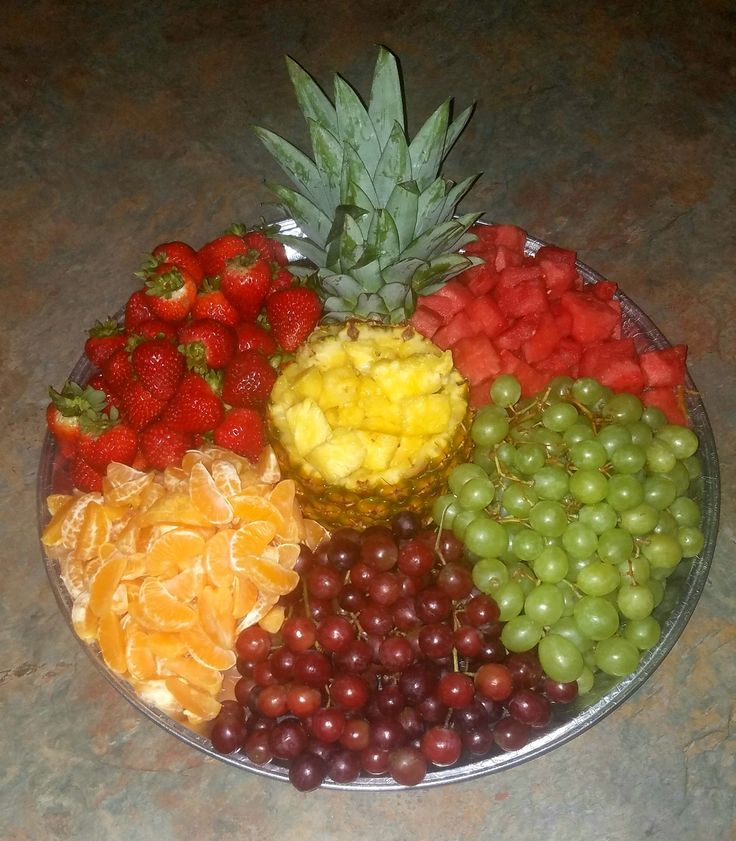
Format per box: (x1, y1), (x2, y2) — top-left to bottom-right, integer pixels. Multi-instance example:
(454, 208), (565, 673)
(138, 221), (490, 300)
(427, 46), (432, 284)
(402, 394), (452, 435)
(373, 355), (448, 399)
(356, 431), (399, 472)
(307, 429), (366, 483)
(343, 338), (382, 373)
(311, 341), (349, 369)
(319, 366), (359, 410)
(362, 396), (404, 435)
(285, 399), (332, 457)
(292, 367), (323, 402)
(336, 404), (365, 427)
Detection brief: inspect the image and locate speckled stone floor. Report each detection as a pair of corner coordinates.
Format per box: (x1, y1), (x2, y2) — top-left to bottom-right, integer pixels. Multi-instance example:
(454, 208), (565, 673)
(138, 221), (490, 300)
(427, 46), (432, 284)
(1, 1), (734, 839)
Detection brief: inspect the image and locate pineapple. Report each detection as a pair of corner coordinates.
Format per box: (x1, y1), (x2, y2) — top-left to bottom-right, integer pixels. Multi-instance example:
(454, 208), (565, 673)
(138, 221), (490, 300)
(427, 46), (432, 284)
(257, 48), (484, 528)
(268, 323), (473, 529)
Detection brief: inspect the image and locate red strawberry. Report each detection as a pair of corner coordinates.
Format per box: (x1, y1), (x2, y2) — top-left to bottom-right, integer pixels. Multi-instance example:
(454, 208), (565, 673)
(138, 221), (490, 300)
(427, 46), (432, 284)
(220, 252), (272, 321)
(78, 420), (138, 473)
(71, 452), (104, 493)
(265, 287), (321, 352)
(159, 373), (225, 433)
(234, 322), (277, 356)
(221, 350), (277, 408)
(191, 279), (240, 326)
(150, 241), (205, 287)
(241, 229), (288, 267)
(131, 338), (185, 401)
(197, 233), (250, 278)
(119, 379), (167, 431)
(84, 318), (126, 369)
(144, 264), (197, 323)
(46, 381), (107, 458)
(267, 266), (295, 298)
(102, 348), (134, 396)
(139, 421), (193, 470)
(131, 318), (178, 342)
(178, 319), (236, 370)
(213, 408), (266, 462)
(124, 289), (155, 331)
(87, 373), (121, 414)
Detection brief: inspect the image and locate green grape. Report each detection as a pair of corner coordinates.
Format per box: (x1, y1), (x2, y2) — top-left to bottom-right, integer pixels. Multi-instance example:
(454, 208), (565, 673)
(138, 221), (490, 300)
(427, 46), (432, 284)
(627, 420), (654, 448)
(643, 475), (678, 510)
(556, 581), (577, 616)
(514, 442), (547, 475)
(472, 450), (497, 473)
(616, 582), (655, 620)
(576, 561), (621, 596)
(603, 392), (643, 424)
(562, 522), (599, 559)
(432, 494), (460, 528)
(496, 441), (516, 466)
(594, 637), (640, 676)
(490, 374), (522, 407)
(502, 483), (538, 517)
(542, 401), (579, 432)
(563, 420), (596, 446)
(666, 462), (691, 495)
(619, 503), (659, 536)
(569, 439), (609, 470)
(654, 510), (678, 534)
(611, 443), (647, 474)
(495, 579), (525, 621)
(578, 502), (618, 535)
(576, 665), (595, 695)
(573, 596), (620, 640)
(528, 427), (566, 458)
(451, 509), (477, 541)
(646, 440), (677, 473)
(678, 526), (705, 557)
(642, 533), (683, 570)
(596, 423), (632, 456)
(538, 634), (585, 683)
(532, 465), (569, 501)
(641, 405), (667, 430)
(565, 555), (593, 583)
(617, 554), (651, 586)
(597, 527), (634, 565)
(501, 615), (543, 653)
(606, 474), (645, 512)
(569, 469), (609, 504)
(524, 582), (565, 626)
(549, 616), (594, 653)
(529, 501), (568, 537)
(655, 424), (699, 460)
(668, 496), (701, 527)
(499, 522), (522, 563)
(547, 376), (575, 400)
(648, 578), (665, 607)
(506, 561), (537, 596)
(457, 476), (495, 510)
(448, 463), (488, 496)
(463, 515), (508, 558)
(683, 455), (702, 481)
(623, 616), (661, 650)
(471, 406), (510, 447)
(532, 544), (569, 583)
(571, 377), (605, 406)
(471, 557), (509, 592)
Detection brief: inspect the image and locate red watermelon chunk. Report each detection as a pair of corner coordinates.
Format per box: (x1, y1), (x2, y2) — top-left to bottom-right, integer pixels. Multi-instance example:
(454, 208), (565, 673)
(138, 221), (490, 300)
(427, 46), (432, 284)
(419, 280), (473, 324)
(458, 263), (498, 296)
(522, 311), (566, 364)
(561, 290), (620, 344)
(452, 334), (501, 386)
(497, 265), (545, 290)
(467, 294), (507, 339)
(409, 305), (443, 339)
(469, 378), (493, 409)
(496, 278), (550, 319)
(535, 244), (577, 266)
(593, 357), (645, 394)
(535, 338), (582, 378)
(639, 345), (687, 388)
(579, 339), (637, 377)
(495, 314), (541, 352)
(642, 386), (688, 425)
(494, 244), (524, 271)
(591, 280), (618, 301)
(538, 258), (580, 300)
(472, 223), (527, 253)
(433, 311), (473, 349)
(549, 300), (573, 336)
(499, 350), (547, 397)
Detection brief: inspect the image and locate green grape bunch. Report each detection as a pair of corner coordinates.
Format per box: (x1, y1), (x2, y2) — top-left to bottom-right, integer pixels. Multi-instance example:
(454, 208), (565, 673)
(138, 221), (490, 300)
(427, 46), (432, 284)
(432, 373), (705, 689)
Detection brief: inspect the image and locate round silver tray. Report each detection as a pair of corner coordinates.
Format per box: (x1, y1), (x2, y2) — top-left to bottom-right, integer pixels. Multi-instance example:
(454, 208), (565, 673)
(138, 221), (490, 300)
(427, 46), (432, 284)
(37, 224), (720, 789)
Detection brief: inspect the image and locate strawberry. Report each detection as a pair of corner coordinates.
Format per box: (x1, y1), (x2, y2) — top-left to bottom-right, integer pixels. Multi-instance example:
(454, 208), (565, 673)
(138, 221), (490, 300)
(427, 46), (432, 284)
(131, 338), (185, 401)
(241, 229), (288, 267)
(191, 288), (240, 326)
(159, 373), (225, 433)
(265, 287), (321, 352)
(139, 421), (193, 470)
(150, 240), (205, 287)
(197, 233), (250, 278)
(267, 266), (295, 298)
(234, 322), (277, 356)
(213, 407), (266, 462)
(131, 318), (178, 342)
(124, 289), (155, 331)
(102, 347), (134, 396)
(78, 419), (138, 473)
(119, 379), (167, 431)
(220, 252), (272, 321)
(84, 318), (127, 369)
(71, 452), (104, 493)
(46, 381), (108, 458)
(178, 319), (236, 370)
(221, 350), (277, 408)
(87, 373), (121, 414)
(144, 264), (197, 323)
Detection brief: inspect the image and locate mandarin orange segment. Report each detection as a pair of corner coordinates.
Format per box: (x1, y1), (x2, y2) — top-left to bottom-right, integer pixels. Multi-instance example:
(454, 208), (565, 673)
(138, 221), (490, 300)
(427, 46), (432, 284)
(303, 518), (330, 550)
(236, 591), (279, 632)
(41, 496), (76, 545)
(104, 463), (154, 504)
(231, 520), (278, 563)
(181, 449), (208, 473)
(162, 565), (204, 602)
(204, 530), (235, 589)
(145, 631), (188, 659)
(89, 555), (128, 618)
(197, 585), (235, 650)
(180, 626), (237, 671)
(230, 495), (285, 532)
(97, 611), (127, 674)
(71, 593), (98, 641)
(211, 459), (241, 498)
(60, 494), (101, 550)
(276, 543), (302, 569)
(46, 493), (72, 516)
(164, 656), (223, 695)
(125, 626), (159, 681)
(235, 553), (300, 596)
(146, 528), (205, 577)
(164, 676), (222, 722)
(60, 554), (86, 598)
(137, 493), (211, 527)
(75, 501), (113, 562)
(259, 605), (286, 634)
(232, 573), (259, 618)
(132, 678), (183, 717)
(189, 461), (234, 526)
(256, 446), (281, 483)
(137, 578), (198, 632)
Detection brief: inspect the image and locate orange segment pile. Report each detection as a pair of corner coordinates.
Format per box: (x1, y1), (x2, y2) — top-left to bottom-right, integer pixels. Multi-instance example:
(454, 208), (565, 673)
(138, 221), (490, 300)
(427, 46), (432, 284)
(42, 445), (328, 724)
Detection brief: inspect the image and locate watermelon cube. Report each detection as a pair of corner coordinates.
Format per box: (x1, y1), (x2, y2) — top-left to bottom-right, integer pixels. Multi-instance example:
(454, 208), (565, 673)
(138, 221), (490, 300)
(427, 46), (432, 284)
(467, 294), (507, 339)
(469, 378), (493, 409)
(452, 334), (502, 386)
(639, 345), (687, 388)
(594, 357), (645, 394)
(591, 280), (618, 301)
(642, 386), (688, 425)
(535, 244), (577, 266)
(409, 305), (444, 339)
(458, 263), (498, 296)
(494, 245), (524, 271)
(522, 311), (565, 364)
(419, 280), (473, 324)
(473, 223), (527, 254)
(433, 311), (473, 349)
(538, 258), (580, 300)
(495, 314), (541, 352)
(535, 338), (582, 378)
(497, 350), (547, 397)
(496, 278), (550, 319)
(579, 339), (637, 378)
(497, 265), (545, 290)
(560, 290), (621, 344)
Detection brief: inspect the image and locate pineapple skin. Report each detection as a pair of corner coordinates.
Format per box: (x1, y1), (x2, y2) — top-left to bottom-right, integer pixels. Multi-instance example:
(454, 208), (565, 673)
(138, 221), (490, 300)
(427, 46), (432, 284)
(267, 321), (474, 531)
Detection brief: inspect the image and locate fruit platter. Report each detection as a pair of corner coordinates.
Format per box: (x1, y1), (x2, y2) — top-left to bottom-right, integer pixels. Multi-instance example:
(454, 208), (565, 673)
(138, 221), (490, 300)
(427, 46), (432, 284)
(37, 48), (719, 790)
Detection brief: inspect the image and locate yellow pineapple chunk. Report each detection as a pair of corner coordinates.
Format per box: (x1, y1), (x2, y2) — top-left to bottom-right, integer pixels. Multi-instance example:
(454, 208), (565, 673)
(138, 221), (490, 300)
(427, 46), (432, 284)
(373, 356), (447, 399)
(402, 394), (452, 435)
(285, 399), (331, 457)
(362, 396), (404, 436)
(343, 339), (382, 373)
(307, 429), (366, 483)
(357, 431), (400, 472)
(292, 367), (323, 402)
(319, 366), (359, 409)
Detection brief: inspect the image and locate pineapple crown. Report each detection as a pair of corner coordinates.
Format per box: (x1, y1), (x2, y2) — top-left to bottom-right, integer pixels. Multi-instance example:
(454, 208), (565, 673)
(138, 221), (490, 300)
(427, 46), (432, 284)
(252, 47), (483, 323)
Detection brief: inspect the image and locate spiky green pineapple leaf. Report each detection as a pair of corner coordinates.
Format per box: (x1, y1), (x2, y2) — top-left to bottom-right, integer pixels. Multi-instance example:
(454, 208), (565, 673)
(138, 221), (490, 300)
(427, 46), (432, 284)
(336, 212), (367, 273)
(274, 234), (327, 266)
(334, 75), (381, 177)
(411, 253), (482, 292)
(252, 126), (327, 210)
(368, 47), (405, 149)
(378, 282), (411, 312)
(265, 182), (332, 245)
(307, 120), (343, 211)
(285, 56), (338, 135)
(319, 273), (365, 302)
(416, 177), (451, 236)
(443, 104), (475, 160)
(367, 208), (401, 269)
(339, 144), (380, 210)
(402, 212), (482, 261)
(385, 181), (419, 252)
(409, 100), (450, 191)
(373, 122), (412, 206)
(349, 257), (384, 293)
(355, 292), (388, 317)
(380, 256), (424, 286)
(441, 173), (481, 220)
